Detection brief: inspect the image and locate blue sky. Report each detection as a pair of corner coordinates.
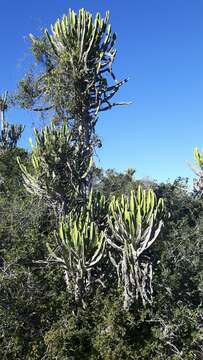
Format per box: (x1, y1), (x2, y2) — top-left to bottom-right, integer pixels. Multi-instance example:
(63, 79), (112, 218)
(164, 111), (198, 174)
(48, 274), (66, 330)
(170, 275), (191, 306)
(1, 0), (203, 183)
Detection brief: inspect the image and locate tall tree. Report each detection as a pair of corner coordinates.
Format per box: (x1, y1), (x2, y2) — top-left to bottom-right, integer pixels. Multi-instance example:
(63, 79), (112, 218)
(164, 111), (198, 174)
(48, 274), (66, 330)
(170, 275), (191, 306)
(17, 9), (128, 215)
(18, 8), (164, 311)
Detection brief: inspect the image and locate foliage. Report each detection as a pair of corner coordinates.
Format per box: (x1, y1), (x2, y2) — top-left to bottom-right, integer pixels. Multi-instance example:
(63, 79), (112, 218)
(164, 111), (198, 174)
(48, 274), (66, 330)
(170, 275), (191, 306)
(0, 7), (202, 360)
(1, 152), (202, 359)
(94, 168), (137, 196)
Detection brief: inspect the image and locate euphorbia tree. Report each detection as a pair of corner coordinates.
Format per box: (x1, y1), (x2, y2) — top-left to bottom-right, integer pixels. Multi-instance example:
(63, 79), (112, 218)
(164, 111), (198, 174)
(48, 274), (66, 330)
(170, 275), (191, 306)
(18, 8), (164, 310)
(17, 8), (128, 152)
(18, 123), (93, 215)
(108, 187), (164, 309)
(18, 8), (128, 215)
(51, 190), (108, 305)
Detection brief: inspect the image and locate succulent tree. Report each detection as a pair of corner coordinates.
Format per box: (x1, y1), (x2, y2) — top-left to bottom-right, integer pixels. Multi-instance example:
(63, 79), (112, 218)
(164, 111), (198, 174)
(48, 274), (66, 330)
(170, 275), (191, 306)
(107, 186), (164, 310)
(18, 123), (93, 215)
(0, 92), (24, 152)
(17, 9), (164, 311)
(18, 8), (128, 216)
(47, 190), (108, 305)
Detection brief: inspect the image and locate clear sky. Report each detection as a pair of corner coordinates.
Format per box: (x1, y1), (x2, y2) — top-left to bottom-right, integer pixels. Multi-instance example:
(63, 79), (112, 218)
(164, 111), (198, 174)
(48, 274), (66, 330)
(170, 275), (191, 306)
(1, 0), (203, 183)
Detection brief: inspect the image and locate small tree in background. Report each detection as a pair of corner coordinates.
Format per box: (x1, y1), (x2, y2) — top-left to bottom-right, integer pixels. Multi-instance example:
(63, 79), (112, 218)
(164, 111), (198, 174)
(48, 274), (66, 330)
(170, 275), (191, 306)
(0, 92), (24, 152)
